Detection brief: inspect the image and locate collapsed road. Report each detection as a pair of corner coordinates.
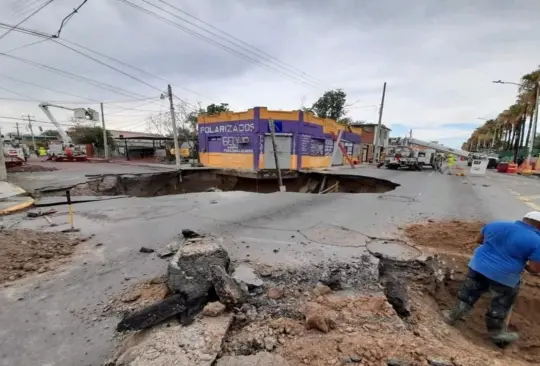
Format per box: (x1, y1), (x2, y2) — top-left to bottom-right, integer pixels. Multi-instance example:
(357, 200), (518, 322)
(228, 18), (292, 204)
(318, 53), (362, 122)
(0, 166), (537, 365)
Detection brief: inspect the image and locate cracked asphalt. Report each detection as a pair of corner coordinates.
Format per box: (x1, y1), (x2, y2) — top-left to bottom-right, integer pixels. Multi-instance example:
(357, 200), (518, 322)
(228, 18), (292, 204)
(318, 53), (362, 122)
(0, 166), (538, 366)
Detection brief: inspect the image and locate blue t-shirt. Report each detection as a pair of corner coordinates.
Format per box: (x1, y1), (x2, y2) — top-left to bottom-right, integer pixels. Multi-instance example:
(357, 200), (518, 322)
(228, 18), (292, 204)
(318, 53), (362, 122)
(469, 220), (540, 288)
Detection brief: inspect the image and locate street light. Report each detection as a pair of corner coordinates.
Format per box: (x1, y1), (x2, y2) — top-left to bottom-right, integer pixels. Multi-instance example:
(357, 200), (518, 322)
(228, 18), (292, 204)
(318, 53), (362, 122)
(492, 79), (540, 163)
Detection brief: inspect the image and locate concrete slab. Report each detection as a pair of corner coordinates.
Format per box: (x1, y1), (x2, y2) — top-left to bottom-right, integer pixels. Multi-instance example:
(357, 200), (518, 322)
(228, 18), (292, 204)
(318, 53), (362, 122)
(113, 315), (233, 366)
(0, 181), (26, 200)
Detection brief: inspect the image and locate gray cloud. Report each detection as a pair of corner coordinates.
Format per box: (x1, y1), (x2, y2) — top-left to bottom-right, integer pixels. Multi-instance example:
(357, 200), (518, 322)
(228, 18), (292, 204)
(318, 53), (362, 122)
(0, 0), (539, 147)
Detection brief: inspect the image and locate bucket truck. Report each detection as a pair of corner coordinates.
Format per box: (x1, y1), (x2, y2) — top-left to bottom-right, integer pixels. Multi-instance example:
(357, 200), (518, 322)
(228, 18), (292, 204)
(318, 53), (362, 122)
(39, 103), (100, 162)
(384, 137), (470, 170)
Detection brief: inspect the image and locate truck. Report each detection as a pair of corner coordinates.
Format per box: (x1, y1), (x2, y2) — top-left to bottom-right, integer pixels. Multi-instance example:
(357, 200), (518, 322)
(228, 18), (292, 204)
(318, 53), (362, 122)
(38, 103), (99, 161)
(385, 146), (436, 170)
(3, 137), (26, 168)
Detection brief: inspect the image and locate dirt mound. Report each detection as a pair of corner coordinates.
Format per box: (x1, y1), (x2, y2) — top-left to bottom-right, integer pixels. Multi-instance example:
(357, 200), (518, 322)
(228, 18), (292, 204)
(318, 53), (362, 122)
(110, 277), (169, 314)
(404, 219), (540, 364)
(8, 164), (58, 172)
(0, 229), (81, 284)
(404, 219), (485, 252)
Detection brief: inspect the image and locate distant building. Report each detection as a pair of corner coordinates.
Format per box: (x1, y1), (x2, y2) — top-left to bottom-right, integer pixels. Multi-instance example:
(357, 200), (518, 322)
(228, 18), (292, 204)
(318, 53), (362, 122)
(348, 123), (391, 162)
(197, 107), (362, 170)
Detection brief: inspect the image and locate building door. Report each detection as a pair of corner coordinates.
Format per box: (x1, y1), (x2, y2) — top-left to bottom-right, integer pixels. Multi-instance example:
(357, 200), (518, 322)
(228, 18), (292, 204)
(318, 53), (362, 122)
(264, 134), (292, 169)
(332, 142), (343, 166)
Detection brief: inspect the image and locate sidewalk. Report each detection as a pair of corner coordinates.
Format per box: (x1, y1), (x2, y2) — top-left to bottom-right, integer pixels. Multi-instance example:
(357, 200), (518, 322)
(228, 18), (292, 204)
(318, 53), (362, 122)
(0, 181), (34, 215)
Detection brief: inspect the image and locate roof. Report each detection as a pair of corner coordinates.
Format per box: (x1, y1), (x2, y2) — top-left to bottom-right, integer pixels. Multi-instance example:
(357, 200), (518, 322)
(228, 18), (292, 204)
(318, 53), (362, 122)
(109, 130), (166, 139)
(349, 123), (391, 131)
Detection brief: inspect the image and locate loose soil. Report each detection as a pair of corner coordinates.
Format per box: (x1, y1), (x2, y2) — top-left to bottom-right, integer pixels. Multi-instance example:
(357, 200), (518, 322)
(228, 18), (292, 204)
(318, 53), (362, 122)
(8, 164), (58, 172)
(0, 229), (81, 284)
(404, 219), (540, 365)
(110, 276), (169, 314)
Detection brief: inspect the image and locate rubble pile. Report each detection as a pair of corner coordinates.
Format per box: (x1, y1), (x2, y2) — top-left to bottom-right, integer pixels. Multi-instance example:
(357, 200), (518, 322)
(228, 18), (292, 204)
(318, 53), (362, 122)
(0, 229), (84, 284)
(110, 224), (538, 366)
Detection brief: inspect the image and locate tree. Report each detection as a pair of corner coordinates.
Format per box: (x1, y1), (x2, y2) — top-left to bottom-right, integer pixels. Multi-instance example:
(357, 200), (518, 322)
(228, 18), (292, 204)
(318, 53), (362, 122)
(205, 103), (229, 115)
(311, 89), (347, 121)
(69, 125), (115, 150)
(41, 129), (60, 137)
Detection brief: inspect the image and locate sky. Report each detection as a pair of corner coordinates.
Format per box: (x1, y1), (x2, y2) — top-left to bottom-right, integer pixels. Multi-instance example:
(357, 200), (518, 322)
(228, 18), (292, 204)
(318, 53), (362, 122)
(0, 0), (539, 148)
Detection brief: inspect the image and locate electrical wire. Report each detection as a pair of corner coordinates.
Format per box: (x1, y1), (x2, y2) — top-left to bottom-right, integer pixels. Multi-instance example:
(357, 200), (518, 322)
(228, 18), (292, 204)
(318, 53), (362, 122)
(0, 52), (146, 99)
(155, 0), (329, 89)
(58, 38), (212, 103)
(0, 115), (74, 127)
(0, 0), (55, 42)
(116, 0), (323, 91)
(0, 85), (40, 101)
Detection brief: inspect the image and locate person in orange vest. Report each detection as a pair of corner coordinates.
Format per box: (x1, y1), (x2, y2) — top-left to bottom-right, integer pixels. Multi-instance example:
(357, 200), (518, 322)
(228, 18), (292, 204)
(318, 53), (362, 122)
(65, 144), (73, 158)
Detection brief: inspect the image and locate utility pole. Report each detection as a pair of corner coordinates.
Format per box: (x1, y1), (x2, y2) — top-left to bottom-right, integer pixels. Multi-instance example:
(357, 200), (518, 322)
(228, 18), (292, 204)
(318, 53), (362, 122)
(0, 127), (6, 181)
(26, 114), (37, 151)
(100, 102), (109, 159)
(526, 81), (540, 163)
(373, 82), (387, 162)
(167, 84), (181, 169)
(268, 120), (285, 192)
(15, 123), (20, 137)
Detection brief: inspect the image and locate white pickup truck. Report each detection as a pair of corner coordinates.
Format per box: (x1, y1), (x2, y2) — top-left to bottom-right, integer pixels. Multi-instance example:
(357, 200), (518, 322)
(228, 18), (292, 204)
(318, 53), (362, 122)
(385, 147), (436, 170)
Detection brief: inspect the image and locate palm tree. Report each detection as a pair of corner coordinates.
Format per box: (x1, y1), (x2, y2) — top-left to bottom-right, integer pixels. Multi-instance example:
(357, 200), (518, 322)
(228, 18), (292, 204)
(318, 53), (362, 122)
(519, 68), (540, 149)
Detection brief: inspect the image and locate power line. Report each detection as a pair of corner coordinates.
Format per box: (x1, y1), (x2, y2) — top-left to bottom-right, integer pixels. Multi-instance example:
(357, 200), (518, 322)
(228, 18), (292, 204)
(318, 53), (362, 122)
(117, 0), (323, 91)
(0, 85), (40, 101)
(59, 38), (212, 102)
(155, 0), (329, 89)
(0, 0), (55, 42)
(0, 115), (74, 127)
(0, 52), (147, 99)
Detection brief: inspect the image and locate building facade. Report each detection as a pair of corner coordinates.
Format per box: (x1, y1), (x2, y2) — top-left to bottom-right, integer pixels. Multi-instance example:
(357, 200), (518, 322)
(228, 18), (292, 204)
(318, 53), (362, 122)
(198, 107), (362, 170)
(349, 123), (391, 162)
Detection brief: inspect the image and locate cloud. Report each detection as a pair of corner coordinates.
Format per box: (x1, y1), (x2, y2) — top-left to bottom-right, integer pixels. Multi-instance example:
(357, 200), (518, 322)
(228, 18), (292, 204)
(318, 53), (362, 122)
(0, 0), (539, 149)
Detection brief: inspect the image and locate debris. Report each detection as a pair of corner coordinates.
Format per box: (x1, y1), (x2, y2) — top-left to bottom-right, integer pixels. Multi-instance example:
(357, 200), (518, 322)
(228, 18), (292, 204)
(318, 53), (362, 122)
(313, 282), (332, 296)
(182, 229), (201, 239)
(210, 265), (246, 306)
(26, 209), (57, 218)
(267, 287), (284, 300)
(0, 229), (80, 284)
(383, 274), (411, 318)
(233, 264), (263, 289)
(216, 352), (289, 366)
(342, 355), (362, 363)
(95, 242), (103, 247)
(167, 240), (230, 301)
(117, 294), (207, 331)
(156, 248), (174, 258)
(139, 247), (154, 253)
(273, 248), (279, 253)
(113, 315), (233, 366)
(202, 301), (226, 317)
(387, 359), (410, 366)
(121, 291), (141, 303)
(304, 303), (336, 333)
(206, 187), (222, 192)
(427, 358), (454, 366)
(167, 239), (183, 253)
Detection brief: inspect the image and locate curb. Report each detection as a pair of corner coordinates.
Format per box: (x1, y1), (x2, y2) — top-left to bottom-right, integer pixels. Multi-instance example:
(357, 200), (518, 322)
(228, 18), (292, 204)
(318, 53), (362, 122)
(0, 182), (34, 215)
(0, 196), (35, 215)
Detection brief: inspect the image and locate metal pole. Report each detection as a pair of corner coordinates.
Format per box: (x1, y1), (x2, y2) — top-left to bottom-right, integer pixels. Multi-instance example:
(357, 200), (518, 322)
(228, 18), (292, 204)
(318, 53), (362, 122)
(27, 114), (37, 151)
(0, 127), (7, 181)
(100, 102), (109, 159)
(373, 82), (387, 162)
(527, 81), (540, 162)
(268, 119), (285, 192)
(168, 84), (181, 169)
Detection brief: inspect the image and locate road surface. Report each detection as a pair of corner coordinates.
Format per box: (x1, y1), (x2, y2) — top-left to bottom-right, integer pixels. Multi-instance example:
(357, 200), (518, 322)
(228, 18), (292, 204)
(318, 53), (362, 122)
(0, 167), (537, 366)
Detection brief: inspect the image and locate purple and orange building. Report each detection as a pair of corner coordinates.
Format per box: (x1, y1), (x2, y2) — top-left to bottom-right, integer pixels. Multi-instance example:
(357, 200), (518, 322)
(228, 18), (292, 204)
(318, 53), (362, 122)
(198, 107), (362, 171)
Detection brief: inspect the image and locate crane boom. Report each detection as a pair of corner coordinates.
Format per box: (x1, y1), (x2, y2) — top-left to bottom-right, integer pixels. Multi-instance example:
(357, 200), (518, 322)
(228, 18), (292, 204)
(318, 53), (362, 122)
(38, 103), (73, 145)
(406, 137), (470, 158)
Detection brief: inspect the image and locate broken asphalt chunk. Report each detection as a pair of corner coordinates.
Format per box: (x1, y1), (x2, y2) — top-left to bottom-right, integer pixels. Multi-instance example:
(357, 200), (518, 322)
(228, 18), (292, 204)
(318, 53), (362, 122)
(232, 264), (263, 289)
(116, 294), (207, 331)
(167, 240), (230, 301)
(210, 265), (246, 306)
(139, 247), (154, 253)
(383, 274), (411, 318)
(181, 229), (201, 239)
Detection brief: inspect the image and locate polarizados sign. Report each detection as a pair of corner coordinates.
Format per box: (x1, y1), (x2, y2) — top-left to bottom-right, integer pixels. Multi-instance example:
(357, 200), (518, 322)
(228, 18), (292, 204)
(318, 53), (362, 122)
(199, 122), (256, 134)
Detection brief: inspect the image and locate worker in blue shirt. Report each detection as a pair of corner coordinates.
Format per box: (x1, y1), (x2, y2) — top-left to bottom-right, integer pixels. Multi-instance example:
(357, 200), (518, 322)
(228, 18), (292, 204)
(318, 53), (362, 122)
(442, 212), (540, 347)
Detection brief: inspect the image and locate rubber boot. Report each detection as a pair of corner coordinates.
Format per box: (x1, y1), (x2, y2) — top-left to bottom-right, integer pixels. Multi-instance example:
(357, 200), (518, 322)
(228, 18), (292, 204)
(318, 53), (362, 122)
(442, 301), (472, 325)
(490, 331), (519, 347)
